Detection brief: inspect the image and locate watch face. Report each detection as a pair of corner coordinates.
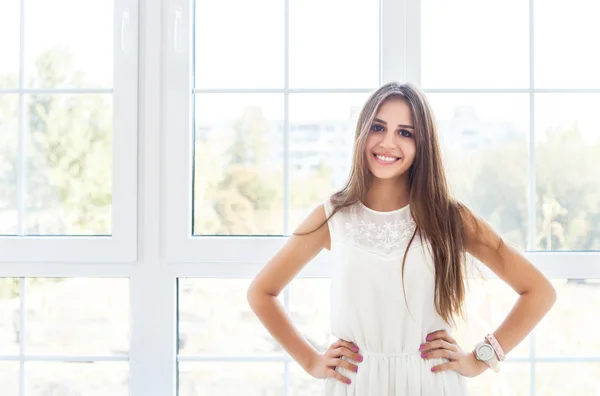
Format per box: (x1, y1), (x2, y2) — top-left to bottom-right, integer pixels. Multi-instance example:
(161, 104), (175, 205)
(477, 344), (495, 361)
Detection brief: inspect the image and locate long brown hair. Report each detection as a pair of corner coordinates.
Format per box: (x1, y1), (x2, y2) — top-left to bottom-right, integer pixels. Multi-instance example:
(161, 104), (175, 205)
(300, 82), (479, 325)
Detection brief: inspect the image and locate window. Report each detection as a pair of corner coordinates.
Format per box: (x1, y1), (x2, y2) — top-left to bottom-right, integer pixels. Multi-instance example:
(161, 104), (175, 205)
(0, 0), (137, 262)
(164, 0), (381, 263)
(0, 0), (138, 394)
(164, 0), (599, 394)
(420, 1), (600, 392)
(164, 0), (600, 394)
(423, 0), (600, 255)
(0, 278), (130, 395)
(3, 0), (594, 395)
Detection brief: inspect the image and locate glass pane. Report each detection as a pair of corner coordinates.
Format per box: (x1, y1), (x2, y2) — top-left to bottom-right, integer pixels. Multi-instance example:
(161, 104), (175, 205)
(0, 278), (20, 355)
(0, 1), (19, 89)
(194, 0), (283, 89)
(535, 94), (600, 251)
(290, 362), (323, 395)
(289, 279), (333, 354)
(535, 279), (600, 356)
(25, 94), (113, 235)
(536, 363), (600, 396)
(193, 94), (283, 236)
(25, 0), (113, 88)
(422, 0), (528, 89)
(289, 0), (379, 89)
(178, 279), (283, 355)
(26, 362), (128, 396)
(0, 362), (19, 396)
(0, 95), (19, 235)
(535, 0), (600, 88)
(178, 362), (284, 396)
(288, 94), (367, 230)
(428, 94), (530, 249)
(26, 278), (129, 355)
(455, 279), (529, 357)
(469, 363), (529, 395)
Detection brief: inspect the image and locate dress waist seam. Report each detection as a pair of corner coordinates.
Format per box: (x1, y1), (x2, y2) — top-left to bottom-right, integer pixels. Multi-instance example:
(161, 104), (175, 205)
(359, 350), (422, 358)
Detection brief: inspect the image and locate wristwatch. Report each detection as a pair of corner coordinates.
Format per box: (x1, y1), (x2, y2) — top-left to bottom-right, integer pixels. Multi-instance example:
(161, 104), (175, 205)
(474, 340), (500, 372)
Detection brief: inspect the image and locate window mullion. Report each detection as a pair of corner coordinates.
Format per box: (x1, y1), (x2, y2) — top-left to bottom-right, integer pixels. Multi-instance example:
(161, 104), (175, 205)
(405, 0), (422, 86)
(129, 1), (178, 396)
(528, 0), (536, 252)
(19, 278), (25, 396)
(380, 0), (408, 84)
(17, 0), (26, 236)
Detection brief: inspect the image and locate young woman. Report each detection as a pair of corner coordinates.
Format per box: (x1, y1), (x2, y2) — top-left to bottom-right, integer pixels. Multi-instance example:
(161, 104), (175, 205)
(247, 82), (556, 395)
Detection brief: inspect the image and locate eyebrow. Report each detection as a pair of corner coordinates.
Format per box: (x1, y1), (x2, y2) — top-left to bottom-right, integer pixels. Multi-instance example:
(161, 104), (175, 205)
(374, 118), (415, 129)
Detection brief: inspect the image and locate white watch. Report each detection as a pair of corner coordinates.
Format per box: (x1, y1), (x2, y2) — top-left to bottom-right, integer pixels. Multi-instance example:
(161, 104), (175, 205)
(474, 341), (500, 373)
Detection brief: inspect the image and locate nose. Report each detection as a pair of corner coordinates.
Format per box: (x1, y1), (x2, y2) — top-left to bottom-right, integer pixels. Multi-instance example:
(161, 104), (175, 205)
(379, 130), (397, 150)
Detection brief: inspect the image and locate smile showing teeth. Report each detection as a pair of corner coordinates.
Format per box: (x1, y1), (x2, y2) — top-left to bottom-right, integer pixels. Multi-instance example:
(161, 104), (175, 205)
(374, 154), (399, 163)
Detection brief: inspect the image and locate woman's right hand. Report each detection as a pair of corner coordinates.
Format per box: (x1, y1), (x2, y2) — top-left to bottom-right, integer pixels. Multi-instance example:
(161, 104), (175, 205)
(306, 339), (363, 385)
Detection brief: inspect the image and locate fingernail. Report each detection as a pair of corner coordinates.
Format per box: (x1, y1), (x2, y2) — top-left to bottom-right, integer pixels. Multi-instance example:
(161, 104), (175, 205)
(352, 346), (358, 352)
(357, 355), (363, 362)
(419, 344), (424, 350)
(431, 367), (436, 372)
(426, 336), (431, 341)
(346, 379), (351, 384)
(421, 353), (427, 358)
(354, 366), (358, 372)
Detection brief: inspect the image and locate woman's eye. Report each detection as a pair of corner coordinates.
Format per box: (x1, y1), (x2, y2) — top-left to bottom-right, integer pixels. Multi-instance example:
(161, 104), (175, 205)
(399, 129), (413, 138)
(371, 124), (384, 132)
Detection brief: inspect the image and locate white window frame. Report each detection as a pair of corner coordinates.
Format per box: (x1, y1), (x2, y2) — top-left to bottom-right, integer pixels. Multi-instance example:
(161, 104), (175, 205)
(0, 0), (138, 263)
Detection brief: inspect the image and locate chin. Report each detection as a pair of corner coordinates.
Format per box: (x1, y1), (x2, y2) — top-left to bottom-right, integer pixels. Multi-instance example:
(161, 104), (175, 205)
(368, 165), (407, 180)
(370, 171), (405, 180)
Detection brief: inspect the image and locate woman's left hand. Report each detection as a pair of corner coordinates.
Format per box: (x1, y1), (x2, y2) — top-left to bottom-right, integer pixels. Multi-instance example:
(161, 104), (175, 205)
(419, 330), (489, 378)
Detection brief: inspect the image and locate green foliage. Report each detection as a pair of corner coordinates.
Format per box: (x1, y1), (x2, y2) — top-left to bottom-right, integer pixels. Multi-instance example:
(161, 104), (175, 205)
(0, 46), (112, 235)
(446, 121), (600, 250)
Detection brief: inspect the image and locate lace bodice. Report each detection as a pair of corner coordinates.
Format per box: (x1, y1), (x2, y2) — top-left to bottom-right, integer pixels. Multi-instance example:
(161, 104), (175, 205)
(326, 200), (420, 257)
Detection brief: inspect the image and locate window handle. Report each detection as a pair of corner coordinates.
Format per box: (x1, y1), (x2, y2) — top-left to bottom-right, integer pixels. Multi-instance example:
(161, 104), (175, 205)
(120, 9), (132, 53)
(174, 9), (183, 53)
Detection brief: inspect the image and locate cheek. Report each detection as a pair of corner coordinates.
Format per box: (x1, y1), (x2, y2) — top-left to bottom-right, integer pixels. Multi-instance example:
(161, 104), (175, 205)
(403, 141), (417, 163)
(364, 135), (378, 155)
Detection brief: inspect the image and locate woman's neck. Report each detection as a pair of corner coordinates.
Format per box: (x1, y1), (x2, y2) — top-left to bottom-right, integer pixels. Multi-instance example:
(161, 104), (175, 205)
(365, 177), (410, 212)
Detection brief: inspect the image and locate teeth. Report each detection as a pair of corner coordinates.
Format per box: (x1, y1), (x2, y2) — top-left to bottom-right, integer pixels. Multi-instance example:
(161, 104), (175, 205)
(376, 154), (398, 162)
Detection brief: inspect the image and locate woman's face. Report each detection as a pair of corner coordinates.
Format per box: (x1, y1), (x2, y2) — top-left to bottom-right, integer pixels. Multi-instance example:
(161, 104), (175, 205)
(364, 97), (417, 181)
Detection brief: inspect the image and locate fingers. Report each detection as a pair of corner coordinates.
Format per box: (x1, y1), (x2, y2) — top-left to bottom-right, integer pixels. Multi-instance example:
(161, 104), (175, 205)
(327, 339), (361, 385)
(332, 339), (359, 353)
(431, 361), (459, 373)
(425, 329), (457, 345)
(421, 348), (458, 361)
(330, 358), (359, 373)
(325, 368), (352, 385)
(420, 339), (457, 353)
(332, 347), (363, 363)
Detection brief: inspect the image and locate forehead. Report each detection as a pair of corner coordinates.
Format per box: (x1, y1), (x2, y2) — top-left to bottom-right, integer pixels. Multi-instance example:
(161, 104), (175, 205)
(374, 97), (413, 123)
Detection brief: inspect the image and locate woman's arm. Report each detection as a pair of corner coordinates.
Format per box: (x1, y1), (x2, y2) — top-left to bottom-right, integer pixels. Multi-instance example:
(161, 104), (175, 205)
(462, 209), (557, 356)
(247, 204), (330, 371)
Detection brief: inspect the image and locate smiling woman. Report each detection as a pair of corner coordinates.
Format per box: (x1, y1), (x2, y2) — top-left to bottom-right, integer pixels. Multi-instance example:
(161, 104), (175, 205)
(247, 82), (557, 395)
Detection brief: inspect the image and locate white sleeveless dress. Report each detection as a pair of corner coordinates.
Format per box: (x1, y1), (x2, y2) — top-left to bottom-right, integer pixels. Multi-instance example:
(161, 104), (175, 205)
(323, 199), (468, 395)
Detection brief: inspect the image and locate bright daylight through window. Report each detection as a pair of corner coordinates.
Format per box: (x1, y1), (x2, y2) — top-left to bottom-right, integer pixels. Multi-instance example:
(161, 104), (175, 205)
(0, 0), (598, 395)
